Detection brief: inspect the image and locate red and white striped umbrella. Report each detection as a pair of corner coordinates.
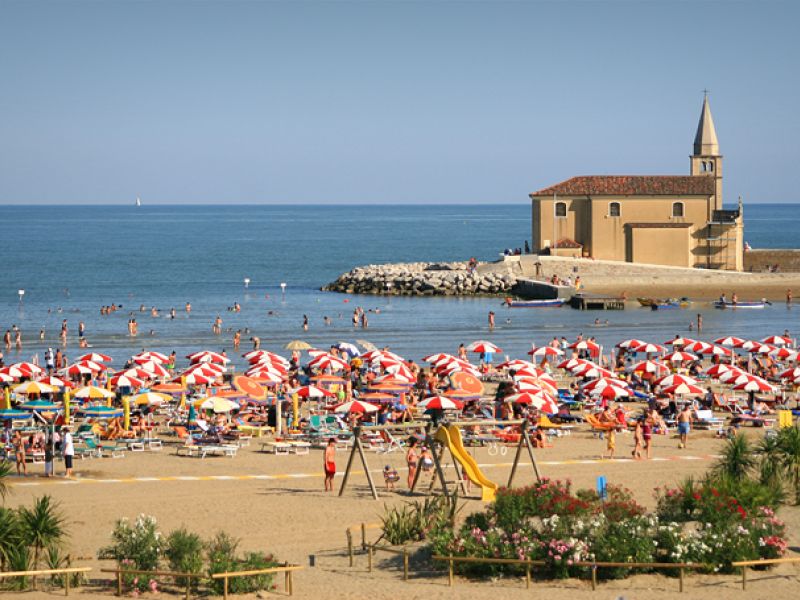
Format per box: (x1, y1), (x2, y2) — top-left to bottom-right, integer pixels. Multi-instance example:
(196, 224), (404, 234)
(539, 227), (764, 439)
(732, 378), (774, 393)
(175, 372), (213, 386)
(655, 374), (698, 388)
(418, 395), (463, 411)
(617, 338), (647, 349)
(660, 383), (705, 396)
(132, 351), (170, 364)
(422, 353), (457, 364)
(60, 363), (96, 376)
(591, 385), (630, 400)
(631, 342), (666, 354)
(76, 360), (107, 372)
(581, 377), (628, 393)
(714, 336), (746, 348)
(571, 363), (614, 379)
(119, 367), (154, 380)
(292, 385), (335, 399)
(249, 358), (288, 374)
(684, 341), (713, 354)
(36, 375), (69, 388)
(527, 346), (563, 358)
(187, 351), (230, 365)
(333, 399), (379, 414)
(385, 362), (415, 381)
(9, 362), (43, 376)
(139, 361), (170, 378)
(504, 391), (559, 413)
(184, 363), (225, 377)
(664, 337), (697, 347)
(778, 367), (800, 381)
(557, 358), (590, 370)
(706, 364), (742, 379)
(718, 369), (752, 385)
(516, 377), (557, 393)
(740, 340), (773, 353)
(631, 360), (670, 375)
(498, 359), (535, 370)
(769, 347), (798, 360)
(245, 365), (286, 380)
(0, 372), (15, 383)
(437, 363), (482, 378)
(109, 374), (145, 389)
(466, 341), (503, 354)
(77, 352), (112, 363)
(308, 354), (349, 372)
(761, 335), (793, 347)
(666, 351), (698, 363)
(569, 340), (601, 354)
(706, 345), (734, 357)
(248, 370), (284, 385)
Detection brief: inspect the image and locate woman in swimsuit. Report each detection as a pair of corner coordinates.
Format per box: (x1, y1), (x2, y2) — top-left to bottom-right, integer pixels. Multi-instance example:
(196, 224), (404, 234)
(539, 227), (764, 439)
(406, 437), (419, 490)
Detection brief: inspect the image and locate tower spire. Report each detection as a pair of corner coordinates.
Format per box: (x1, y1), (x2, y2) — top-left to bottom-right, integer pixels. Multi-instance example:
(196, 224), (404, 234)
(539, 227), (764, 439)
(693, 93), (719, 156)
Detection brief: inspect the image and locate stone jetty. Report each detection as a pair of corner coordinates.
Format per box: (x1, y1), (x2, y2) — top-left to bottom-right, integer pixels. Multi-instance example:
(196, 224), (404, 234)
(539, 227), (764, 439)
(322, 262), (518, 296)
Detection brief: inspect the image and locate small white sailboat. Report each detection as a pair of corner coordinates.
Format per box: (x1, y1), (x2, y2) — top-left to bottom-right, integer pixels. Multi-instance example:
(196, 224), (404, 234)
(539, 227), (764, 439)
(135, 197), (142, 207)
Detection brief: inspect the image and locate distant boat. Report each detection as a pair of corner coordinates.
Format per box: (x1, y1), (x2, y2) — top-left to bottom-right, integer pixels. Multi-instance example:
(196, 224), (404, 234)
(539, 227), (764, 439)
(505, 298), (565, 308)
(135, 197), (142, 207)
(713, 300), (767, 309)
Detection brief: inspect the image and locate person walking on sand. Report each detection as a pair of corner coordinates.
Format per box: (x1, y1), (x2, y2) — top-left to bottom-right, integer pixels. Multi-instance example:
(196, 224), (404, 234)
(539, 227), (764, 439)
(323, 438), (336, 492)
(406, 437), (419, 490)
(632, 419), (644, 460)
(605, 426), (617, 460)
(677, 404), (692, 449)
(61, 426), (75, 478)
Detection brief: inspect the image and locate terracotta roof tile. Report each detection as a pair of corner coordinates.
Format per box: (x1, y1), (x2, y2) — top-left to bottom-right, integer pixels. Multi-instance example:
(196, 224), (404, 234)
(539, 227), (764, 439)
(530, 175), (714, 197)
(554, 238), (582, 248)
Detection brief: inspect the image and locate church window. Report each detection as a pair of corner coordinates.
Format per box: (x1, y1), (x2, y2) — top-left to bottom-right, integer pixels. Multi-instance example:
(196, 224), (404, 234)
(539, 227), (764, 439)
(672, 202), (684, 218)
(608, 202), (621, 217)
(555, 202), (567, 218)
(707, 161), (714, 172)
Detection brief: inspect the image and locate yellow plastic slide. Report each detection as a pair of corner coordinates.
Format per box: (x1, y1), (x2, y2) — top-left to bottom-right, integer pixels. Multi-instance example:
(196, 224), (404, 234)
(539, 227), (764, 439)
(434, 425), (498, 502)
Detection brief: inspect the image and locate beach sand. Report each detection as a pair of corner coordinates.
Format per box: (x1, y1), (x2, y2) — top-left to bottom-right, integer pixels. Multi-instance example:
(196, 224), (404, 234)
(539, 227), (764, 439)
(7, 425), (800, 599)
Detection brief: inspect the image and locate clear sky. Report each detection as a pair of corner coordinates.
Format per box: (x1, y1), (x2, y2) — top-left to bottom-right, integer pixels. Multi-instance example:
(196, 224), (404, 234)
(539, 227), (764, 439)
(1, 0), (797, 205)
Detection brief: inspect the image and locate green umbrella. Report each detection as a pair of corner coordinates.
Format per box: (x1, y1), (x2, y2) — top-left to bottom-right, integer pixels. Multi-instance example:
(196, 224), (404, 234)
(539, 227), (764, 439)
(80, 406), (123, 419)
(20, 400), (59, 411)
(0, 409), (32, 420)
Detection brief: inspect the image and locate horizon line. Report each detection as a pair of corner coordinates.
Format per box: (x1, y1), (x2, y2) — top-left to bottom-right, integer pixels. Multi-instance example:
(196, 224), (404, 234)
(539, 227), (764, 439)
(0, 200), (797, 207)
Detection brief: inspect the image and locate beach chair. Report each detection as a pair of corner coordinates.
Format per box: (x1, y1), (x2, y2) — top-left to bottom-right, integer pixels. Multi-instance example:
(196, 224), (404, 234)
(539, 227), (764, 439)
(261, 440), (291, 455)
(585, 413), (616, 435)
(692, 409), (725, 432)
(537, 414), (574, 436)
(84, 437), (126, 458)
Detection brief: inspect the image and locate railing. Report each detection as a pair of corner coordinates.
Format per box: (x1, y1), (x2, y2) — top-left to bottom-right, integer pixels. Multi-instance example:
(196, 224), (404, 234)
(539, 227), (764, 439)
(732, 556), (800, 590)
(367, 544), (414, 581)
(0, 566), (92, 596)
(101, 568), (202, 599)
(210, 564), (302, 599)
(432, 555), (707, 592)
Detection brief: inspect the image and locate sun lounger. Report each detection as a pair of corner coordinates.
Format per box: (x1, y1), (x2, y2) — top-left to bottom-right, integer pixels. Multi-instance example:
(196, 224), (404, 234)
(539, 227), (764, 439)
(585, 414), (617, 434)
(84, 438), (126, 458)
(176, 443), (238, 458)
(287, 440), (310, 455)
(692, 409), (725, 431)
(261, 440), (291, 455)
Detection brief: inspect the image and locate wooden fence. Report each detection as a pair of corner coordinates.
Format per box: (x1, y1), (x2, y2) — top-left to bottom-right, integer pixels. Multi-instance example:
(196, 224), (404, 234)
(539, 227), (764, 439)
(732, 556), (800, 590)
(101, 568), (202, 599)
(0, 566), (92, 596)
(210, 564), (302, 599)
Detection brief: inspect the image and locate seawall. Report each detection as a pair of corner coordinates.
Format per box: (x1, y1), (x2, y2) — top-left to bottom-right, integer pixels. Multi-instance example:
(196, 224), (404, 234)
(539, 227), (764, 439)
(744, 249), (800, 273)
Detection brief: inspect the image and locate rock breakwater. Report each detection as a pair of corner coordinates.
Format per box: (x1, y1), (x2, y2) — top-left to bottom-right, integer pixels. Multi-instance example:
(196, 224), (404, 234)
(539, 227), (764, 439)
(322, 262), (518, 296)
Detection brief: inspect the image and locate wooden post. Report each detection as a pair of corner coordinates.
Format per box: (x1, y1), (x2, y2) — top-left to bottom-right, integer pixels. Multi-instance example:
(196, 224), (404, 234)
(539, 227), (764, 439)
(288, 570), (293, 596)
(223, 575), (228, 600)
(367, 545), (373, 572)
(185, 578), (190, 600)
(65, 570), (70, 597)
(679, 567), (684, 593)
(591, 564), (597, 590)
(741, 567), (747, 591)
(361, 522), (367, 551)
(338, 426), (361, 497)
(525, 565), (531, 589)
(403, 548), (409, 581)
(448, 555), (454, 586)
(117, 571), (123, 596)
(522, 420), (541, 481)
(428, 427), (450, 499)
(346, 529), (354, 567)
(354, 432), (379, 500)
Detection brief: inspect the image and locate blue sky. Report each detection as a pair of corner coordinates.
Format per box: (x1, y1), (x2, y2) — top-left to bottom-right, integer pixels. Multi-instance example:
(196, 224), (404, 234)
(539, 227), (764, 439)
(1, 0), (797, 204)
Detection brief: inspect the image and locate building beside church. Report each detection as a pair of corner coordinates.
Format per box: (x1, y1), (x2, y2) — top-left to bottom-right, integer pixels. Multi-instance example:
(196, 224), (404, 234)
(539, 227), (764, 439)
(529, 96), (744, 270)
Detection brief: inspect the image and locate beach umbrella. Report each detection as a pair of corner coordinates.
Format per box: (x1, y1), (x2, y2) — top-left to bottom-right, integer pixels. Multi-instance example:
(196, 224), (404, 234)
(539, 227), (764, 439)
(312, 374), (348, 386)
(666, 351), (698, 363)
(504, 391), (559, 413)
(617, 338), (647, 349)
(592, 385), (630, 400)
(569, 340), (601, 354)
(705, 364), (737, 378)
(732, 379), (774, 393)
(133, 353), (170, 365)
(293, 385), (335, 399)
(13, 380), (56, 396)
(308, 354), (349, 372)
(0, 372), (15, 383)
(245, 369), (284, 385)
(581, 377), (628, 393)
(130, 392), (172, 406)
(445, 389), (482, 402)
(356, 339), (379, 352)
(246, 350), (291, 367)
(660, 383), (705, 396)
(418, 395), (464, 411)
(630, 342), (666, 354)
(73, 385), (115, 400)
(109, 374), (145, 389)
(684, 341), (713, 354)
(184, 363), (225, 377)
(384, 363), (415, 381)
(761, 335), (793, 347)
(450, 371), (484, 395)
(20, 399), (59, 411)
(333, 399), (379, 414)
(232, 375), (267, 400)
(714, 336), (746, 347)
(664, 337), (697, 347)
(778, 367), (800, 381)
(138, 361), (170, 377)
(335, 342), (361, 357)
(177, 372), (213, 386)
(9, 362), (44, 376)
(498, 359), (535, 370)
(285, 340), (312, 351)
(37, 375), (69, 388)
(631, 360), (670, 375)
(571, 363), (614, 379)
(704, 345), (734, 358)
(466, 341), (503, 354)
(655, 374), (698, 388)
(557, 358), (590, 370)
(422, 353), (456, 363)
(718, 369), (751, 385)
(80, 405), (123, 419)
(0, 408), (32, 420)
(77, 352), (112, 363)
(195, 396), (239, 413)
(187, 351), (230, 365)
(527, 346), (563, 358)
(359, 391), (396, 402)
(770, 347), (798, 361)
(151, 382), (185, 393)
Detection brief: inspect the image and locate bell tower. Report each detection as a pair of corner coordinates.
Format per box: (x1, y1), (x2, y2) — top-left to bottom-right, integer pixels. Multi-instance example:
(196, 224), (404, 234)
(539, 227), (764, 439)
(690, 92), (723, 211)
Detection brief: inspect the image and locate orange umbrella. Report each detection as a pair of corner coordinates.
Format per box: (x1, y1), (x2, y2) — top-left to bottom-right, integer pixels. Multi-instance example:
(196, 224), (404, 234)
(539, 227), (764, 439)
(152, 383), (185, 393)
(233, 375), (267, 400)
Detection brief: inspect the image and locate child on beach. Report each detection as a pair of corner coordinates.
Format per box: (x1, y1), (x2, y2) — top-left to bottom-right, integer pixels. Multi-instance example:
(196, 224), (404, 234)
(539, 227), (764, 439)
(383, 465), (399, 490)
(605, 427), (617, 459)
(323, 438), (336, 492)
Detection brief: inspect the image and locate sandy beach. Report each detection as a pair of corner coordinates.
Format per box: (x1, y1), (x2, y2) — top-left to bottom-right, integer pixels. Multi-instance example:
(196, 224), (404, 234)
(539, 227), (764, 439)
(7, 423), (800, 600)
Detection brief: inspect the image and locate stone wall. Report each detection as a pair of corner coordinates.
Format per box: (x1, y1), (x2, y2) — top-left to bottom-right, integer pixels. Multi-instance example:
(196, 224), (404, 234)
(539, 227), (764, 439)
(322, 262), (518, 296)
(744, 249), (800, 273)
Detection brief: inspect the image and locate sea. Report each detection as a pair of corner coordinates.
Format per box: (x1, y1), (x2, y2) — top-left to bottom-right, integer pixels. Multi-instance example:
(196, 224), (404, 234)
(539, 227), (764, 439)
(0, 203), (798, 370)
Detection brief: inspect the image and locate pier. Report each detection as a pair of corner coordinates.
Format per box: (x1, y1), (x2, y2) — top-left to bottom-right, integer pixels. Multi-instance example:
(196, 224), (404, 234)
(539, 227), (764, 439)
(569, 293), (625, 310)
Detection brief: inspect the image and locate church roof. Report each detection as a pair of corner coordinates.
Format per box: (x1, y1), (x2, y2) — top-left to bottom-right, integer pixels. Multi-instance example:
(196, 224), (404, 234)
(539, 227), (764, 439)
(530, 175), (714, 197)
(694, 95), (720, 156)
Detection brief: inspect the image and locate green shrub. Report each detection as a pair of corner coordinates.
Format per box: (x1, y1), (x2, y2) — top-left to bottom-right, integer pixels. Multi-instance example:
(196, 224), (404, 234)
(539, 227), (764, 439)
(207, 532), (239, 594)
(207, 533), (277, 594)
(0, 506), (22, 570)
(165, 528), (204, 588)
(100, 513), (163, 589)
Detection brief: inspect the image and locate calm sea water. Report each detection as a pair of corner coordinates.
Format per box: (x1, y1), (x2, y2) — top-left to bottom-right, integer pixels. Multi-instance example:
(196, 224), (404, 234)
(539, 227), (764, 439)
(0, 203), (797, 369)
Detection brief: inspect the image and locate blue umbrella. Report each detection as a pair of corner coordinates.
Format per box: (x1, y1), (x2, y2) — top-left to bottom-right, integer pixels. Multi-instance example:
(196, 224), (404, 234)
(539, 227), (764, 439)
(0, 409), (33, 420)
(20, 400), (59, 411)
(80, 406), (123, 419)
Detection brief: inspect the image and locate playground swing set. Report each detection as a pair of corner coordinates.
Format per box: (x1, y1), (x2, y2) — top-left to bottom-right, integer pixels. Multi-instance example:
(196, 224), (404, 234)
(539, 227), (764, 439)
(337, 419), (541, 501)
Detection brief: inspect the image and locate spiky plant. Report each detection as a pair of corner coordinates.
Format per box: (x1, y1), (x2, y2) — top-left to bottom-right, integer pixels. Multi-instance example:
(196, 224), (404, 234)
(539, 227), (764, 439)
(18, 495), (66, 588)
(712, 433), (755, 482)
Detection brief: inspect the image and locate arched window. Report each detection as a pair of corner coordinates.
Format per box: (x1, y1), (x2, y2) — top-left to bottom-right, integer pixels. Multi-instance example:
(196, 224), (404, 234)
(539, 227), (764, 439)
(555, 202), (567, 218)
(707, 161), (714, 172)
(609, 202), (621, 217)
(672, 202), (684, 218)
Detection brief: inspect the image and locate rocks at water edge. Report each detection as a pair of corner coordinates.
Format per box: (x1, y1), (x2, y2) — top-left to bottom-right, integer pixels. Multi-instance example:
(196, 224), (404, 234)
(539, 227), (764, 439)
(321, 262), (518, 297)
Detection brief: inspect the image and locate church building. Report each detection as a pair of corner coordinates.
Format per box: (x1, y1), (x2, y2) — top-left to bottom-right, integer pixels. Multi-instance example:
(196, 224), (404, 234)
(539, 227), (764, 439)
(529, 96), (744, 271)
